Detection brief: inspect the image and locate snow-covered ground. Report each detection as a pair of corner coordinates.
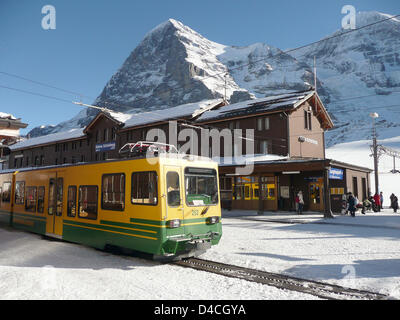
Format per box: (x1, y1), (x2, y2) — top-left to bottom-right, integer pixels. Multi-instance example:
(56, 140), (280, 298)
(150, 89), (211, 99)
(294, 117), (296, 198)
(0, 225), (318, 300)
(1, 209), (400, 300)
(203, 210), (400, 299)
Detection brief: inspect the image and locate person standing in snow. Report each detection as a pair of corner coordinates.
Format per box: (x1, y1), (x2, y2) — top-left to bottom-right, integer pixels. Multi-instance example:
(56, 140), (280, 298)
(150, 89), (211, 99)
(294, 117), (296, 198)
(380, 192), (384, 210)
(373, 193), (381, 212)
(297, 191), (304, 215)
(392, 194), (398, 213)
(347, 192), (356, 217)
(390, 193), (395, 209)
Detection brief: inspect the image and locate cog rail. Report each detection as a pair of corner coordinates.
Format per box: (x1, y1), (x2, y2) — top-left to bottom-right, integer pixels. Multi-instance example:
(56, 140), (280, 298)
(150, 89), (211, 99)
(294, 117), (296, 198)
(174, 258), (389, 300)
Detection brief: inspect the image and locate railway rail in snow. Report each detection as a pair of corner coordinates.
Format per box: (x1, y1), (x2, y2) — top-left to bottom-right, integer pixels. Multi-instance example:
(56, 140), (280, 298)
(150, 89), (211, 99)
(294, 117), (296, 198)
(174, 258), (389, 300)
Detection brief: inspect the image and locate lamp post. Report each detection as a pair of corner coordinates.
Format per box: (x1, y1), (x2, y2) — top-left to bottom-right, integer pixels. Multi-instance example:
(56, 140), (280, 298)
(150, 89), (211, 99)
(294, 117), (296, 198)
(370, 112), (379, 195)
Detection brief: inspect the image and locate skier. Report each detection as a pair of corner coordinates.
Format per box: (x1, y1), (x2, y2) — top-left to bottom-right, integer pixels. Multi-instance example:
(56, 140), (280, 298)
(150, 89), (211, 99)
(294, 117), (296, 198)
(347, 192), (357, 217)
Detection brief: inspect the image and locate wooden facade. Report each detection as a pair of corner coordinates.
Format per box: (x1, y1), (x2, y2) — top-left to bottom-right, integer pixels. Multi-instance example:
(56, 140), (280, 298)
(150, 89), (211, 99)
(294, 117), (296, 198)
(6, 91), (372, 213)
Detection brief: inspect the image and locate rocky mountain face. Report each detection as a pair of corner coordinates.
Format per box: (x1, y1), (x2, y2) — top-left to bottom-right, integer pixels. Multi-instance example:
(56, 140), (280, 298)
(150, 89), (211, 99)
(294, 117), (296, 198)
(293, 11), (400, 146)
(29, 13), (400, 148)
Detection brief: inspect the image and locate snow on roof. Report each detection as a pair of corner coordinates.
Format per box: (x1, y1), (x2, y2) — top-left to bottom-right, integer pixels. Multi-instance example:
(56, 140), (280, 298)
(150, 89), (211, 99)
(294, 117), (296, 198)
(121, 99), (224, 129)
(0, 112), (17, 120)
(197, 90), (314, 122)
(10, 128), (85, 150)
(215, 153), (288, 166)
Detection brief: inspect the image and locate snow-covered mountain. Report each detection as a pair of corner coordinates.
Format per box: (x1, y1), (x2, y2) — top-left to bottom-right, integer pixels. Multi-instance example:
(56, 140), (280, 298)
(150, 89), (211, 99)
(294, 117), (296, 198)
(28, 13), (400, 148)
(294, 11), (400, 146)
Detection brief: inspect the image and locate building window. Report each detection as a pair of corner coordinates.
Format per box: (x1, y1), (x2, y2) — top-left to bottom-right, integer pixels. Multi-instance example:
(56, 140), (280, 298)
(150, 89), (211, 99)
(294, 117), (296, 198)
(78, 185), (98, 220)
(304, 110), (312, 130)
(15, 181), (25, 205)
(112, 127), (116, 140)
(25, 187), (37, 212)
(2, 182), (11, 202)
(257, 117), (269, 131)
(141, 129), (147, 140)
(40, 155), (44, 165)
(260, 140), (269, 154)
(67, 186), (77, 217)
(96, 130), (100, 143)
(104, 128), (108, 142)
(131, 171), (158, 205)
(102, 173), (125, 211)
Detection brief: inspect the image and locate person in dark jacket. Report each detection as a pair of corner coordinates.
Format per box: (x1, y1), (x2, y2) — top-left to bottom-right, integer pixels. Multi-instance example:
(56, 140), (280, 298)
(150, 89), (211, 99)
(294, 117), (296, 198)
(392, 194), (399, 213)
(347, 192), (357, 217)
(390, 193), (395, 209)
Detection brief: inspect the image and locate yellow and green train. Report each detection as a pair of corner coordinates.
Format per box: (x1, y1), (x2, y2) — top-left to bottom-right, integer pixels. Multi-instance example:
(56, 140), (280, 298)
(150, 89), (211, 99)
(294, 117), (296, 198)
(0, 155), (222, 260)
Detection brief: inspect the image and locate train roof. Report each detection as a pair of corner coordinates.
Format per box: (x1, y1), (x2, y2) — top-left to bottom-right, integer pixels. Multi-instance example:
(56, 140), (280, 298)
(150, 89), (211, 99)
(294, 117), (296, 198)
(0, 153), (218, 175)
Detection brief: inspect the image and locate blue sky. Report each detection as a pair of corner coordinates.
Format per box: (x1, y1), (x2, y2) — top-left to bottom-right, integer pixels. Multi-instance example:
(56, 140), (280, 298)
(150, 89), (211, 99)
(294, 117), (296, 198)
(0, 0), (398, 134)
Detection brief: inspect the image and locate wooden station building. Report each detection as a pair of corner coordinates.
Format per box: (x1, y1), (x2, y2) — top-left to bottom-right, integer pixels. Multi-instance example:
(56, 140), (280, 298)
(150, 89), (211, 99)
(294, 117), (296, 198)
(7, 90), (372, 214)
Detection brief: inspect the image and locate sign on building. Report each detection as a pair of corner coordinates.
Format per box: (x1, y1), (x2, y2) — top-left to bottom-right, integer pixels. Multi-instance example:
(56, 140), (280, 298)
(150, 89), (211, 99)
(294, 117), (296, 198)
(95, 141), (116, 153)
(329, 167), (344, 180)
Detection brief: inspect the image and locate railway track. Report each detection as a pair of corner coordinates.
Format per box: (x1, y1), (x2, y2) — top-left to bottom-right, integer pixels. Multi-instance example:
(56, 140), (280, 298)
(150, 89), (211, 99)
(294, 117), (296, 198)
(174, 258), (389, 300)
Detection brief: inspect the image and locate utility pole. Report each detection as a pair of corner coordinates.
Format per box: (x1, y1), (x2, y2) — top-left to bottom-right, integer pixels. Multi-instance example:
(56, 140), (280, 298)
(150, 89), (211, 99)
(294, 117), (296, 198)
(314, 56), (317, 93)
(370, 112), (379, 195)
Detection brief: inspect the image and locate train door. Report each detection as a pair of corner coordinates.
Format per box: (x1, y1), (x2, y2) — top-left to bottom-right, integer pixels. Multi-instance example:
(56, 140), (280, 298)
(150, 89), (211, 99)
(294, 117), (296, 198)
(46, 172), (65, 238)
(309, 181), (324, 211)
(164, 166), (184, 226)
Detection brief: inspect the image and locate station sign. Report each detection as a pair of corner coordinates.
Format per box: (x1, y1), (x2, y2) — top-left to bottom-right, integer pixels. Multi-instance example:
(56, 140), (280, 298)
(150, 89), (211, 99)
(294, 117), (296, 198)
(329, 167), (344, 180)
(95, 141), (116, 153)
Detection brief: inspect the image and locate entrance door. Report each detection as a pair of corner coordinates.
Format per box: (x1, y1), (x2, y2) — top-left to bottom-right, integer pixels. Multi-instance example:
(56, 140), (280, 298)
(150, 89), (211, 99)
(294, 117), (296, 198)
(309, 181), (324, 211)
(46, 172), (64, 238)
(164, 166), (184, 229)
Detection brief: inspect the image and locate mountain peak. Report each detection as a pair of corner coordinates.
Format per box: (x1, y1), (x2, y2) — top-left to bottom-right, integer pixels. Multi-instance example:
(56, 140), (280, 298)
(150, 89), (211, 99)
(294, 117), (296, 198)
(144, 18), (188, 38)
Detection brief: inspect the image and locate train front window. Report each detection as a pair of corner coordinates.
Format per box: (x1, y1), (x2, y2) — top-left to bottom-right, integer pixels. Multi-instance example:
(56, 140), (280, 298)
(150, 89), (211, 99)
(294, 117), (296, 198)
(184, 167), (218, 206)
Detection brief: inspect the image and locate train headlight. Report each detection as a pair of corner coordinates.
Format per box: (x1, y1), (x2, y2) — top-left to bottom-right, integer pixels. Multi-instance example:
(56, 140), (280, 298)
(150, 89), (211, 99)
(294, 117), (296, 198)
(167, 219), (181, 228)
(206, 216), (220, 225)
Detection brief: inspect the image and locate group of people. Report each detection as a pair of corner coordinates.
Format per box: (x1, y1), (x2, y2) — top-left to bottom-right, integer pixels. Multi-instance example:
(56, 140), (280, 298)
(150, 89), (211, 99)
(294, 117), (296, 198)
(345, 191), (399, 216)
(295, 189), (400, 216)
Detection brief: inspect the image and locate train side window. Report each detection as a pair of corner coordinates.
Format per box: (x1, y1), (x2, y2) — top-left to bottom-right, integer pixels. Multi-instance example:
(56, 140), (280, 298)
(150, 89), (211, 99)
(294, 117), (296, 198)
(56, 178), (63, 216)
(78, 185), (98, 220)
(102, 173), (125, 211)
(15, 181), (25, 205)
(48, 178), (56, 215)
(2, 182), (10, 203)
(67, 186), (77, 217)
(131, 171), (158, 205)
(166, 172), (180, 207)
(37, 186), (45, 213)
(25, 187), (37, 212)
